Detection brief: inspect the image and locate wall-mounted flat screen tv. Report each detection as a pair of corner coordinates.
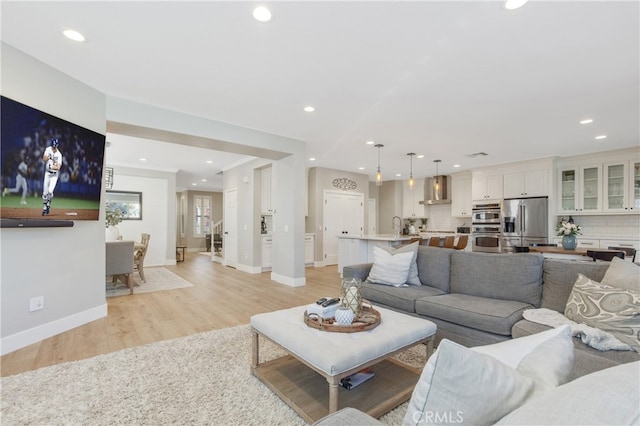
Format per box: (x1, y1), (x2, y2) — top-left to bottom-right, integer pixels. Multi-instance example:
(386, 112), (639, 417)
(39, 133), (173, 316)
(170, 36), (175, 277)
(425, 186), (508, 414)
(1, 96), (106, 222)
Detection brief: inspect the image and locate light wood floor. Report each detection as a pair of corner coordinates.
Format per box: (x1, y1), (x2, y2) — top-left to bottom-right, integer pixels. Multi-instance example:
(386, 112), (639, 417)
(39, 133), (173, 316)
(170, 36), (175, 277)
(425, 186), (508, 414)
(1, 253), (342, 377)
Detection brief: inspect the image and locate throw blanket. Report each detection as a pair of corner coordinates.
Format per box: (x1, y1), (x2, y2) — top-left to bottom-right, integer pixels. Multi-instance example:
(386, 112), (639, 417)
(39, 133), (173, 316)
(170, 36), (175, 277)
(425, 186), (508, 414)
(523, 308), (633, 352)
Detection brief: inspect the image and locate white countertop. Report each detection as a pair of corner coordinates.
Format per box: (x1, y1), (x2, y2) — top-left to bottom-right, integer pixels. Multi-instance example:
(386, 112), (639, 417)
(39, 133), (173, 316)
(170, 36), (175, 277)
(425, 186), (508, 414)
(337, 234), (412, 241)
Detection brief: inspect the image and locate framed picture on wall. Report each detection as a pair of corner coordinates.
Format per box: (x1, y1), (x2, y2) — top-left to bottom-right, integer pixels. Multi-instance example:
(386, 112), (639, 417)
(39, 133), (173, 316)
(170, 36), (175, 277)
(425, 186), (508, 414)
(105, 190), (142, 220)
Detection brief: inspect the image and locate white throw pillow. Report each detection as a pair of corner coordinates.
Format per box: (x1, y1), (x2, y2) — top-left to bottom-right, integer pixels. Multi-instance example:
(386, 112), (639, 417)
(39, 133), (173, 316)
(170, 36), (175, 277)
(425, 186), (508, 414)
(381, 242), (422, 285)
(601, 256), (640, 292)
(403, 326), (574, 426)
(366, 246), (414, 287)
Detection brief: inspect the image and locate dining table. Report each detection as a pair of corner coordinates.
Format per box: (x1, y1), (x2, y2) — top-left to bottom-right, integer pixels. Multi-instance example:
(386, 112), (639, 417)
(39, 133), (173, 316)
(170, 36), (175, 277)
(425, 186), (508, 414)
(528, 246), (625, 261)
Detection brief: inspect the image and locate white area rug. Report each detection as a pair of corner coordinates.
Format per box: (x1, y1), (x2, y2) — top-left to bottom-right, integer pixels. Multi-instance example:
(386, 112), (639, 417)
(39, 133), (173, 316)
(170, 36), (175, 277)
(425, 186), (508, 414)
(0, 324), (423, 425)
(106, 267), (194, 297)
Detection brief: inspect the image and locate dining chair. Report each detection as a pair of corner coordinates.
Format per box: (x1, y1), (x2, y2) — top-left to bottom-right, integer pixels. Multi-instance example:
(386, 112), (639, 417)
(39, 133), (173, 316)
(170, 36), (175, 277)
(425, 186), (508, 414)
(428, 237), (440, 247)
(586, 249), (625, 262)
(607, 246), (636, 262)
(443, 236), (456, 249)
(134, 233), (151, 283)
(454, 235), (469, 250)
(106, 241), (134, 294)
(407, 237), (423, 246)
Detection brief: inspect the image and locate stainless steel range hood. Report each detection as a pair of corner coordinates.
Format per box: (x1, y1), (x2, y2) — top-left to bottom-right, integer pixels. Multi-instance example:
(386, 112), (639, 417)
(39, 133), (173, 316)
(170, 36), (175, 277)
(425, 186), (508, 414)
(420, 175), (451, 205)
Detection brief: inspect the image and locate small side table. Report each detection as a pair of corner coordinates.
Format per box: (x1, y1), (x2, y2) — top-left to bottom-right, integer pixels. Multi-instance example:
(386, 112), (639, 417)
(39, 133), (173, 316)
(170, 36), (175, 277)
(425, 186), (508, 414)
(176, 246), (186, 262)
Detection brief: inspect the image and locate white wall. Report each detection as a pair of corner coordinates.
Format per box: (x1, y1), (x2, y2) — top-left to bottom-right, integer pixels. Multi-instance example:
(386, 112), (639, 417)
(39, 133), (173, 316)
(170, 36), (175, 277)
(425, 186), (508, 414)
(1, 43), (108, 354)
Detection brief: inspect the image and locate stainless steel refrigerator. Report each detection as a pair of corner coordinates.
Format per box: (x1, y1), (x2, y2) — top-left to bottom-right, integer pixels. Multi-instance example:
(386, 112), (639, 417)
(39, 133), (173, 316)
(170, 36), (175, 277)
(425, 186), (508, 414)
(501, 197), (548, 253)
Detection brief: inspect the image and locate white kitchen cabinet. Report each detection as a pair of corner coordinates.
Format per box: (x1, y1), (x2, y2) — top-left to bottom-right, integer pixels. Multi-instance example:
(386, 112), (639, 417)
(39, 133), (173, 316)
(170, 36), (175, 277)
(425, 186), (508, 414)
(402, 177), (425, 219)
(553, 237), (600, 249)
(503, 170), (549, 199)
(603, 160), (640, 213)
(599, 239), (640, 250)
(472, 173), (503, 201)
(261, 235), (272, 269)
(558, 165), (602, 214)
(305, 235), (315, 265)
(451, 173), (472, 217)
(261, 167), (273, 215)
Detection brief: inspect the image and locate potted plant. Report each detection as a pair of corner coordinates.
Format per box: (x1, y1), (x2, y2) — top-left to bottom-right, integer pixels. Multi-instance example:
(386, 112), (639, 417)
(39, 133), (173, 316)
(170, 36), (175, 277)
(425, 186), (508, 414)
(105, 201), (124, 241)
(556, 219), (582, 250)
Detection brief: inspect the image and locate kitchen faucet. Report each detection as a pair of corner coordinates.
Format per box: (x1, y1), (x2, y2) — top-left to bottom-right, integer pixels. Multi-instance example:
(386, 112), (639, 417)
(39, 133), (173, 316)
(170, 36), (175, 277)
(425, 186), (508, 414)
(392, 216), (402, 238)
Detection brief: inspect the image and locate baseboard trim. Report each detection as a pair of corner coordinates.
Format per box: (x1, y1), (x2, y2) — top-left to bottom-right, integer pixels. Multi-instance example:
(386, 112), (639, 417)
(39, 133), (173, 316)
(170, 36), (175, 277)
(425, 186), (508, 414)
(236, 263), (262, 274)
(271, 271), (306, 287)
(0, 303), (107, 356)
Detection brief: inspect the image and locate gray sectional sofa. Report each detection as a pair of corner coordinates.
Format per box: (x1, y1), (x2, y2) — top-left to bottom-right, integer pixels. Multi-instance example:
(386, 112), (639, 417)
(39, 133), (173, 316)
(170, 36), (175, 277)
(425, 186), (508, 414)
(343, 246), (639, 379)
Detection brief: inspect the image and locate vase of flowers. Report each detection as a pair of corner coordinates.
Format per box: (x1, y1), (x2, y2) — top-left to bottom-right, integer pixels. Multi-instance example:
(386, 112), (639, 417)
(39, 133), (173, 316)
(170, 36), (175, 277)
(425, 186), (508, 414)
(556, 220), (581, 250)
(105, 201), (124, 241)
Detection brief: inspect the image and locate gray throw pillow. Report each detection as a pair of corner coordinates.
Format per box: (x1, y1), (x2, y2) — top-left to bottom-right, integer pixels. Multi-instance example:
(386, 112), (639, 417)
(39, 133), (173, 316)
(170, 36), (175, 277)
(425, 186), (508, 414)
(601, 257), (640, 292)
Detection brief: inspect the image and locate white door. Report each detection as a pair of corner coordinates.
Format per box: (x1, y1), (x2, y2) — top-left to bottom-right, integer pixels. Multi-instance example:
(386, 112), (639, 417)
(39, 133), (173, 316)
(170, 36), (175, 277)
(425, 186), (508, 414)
(323, 190), (364, 266)
(368, 198), (377, 235)
(224, 188), (238, 268)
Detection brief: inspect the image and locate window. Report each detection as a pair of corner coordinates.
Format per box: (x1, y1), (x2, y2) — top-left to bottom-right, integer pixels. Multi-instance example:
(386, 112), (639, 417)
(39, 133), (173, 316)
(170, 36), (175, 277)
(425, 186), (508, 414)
(194, 195), (212, 237)
(105, 190), (142, 220)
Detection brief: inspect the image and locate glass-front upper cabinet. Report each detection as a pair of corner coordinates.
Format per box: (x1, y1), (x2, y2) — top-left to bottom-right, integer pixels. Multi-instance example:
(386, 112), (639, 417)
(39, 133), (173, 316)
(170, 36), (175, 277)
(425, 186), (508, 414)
(558, 165), (602, 214)
(603, 160), (640, 213)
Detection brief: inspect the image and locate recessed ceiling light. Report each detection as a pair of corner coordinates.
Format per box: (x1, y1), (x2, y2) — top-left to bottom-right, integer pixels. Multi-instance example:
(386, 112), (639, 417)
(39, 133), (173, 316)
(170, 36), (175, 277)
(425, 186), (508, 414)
(580, 119), (594, 125)
(303, 106), (315, 112)
(206, 160), (213, 164)
(63, 29), (85, 42)
(201, 179), (207, 182)
(358, 167), (365, 170)
(191, 183), (197, 186)
(453, 164), (461, 168)
(417, 154), (425, 159)
(309, 157), (316, 161)
(595, 135), (608, 140)
(396, 173), (402, 177)
(139, 158), (147, 162)
(366, 141), (375, 145)
(252, 6), (272, 22)
(503, 0), (528, 10)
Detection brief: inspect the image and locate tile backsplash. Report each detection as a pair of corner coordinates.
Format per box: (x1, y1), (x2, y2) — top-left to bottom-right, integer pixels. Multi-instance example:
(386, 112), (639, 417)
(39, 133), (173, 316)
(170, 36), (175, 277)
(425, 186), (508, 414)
(423, 205), (469, 232)
(555, 215), (640, 239)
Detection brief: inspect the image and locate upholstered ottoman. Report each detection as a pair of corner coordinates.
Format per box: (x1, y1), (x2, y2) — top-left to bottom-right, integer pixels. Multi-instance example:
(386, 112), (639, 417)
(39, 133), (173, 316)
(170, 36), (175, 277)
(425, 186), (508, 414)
(250, 305), (436, 423)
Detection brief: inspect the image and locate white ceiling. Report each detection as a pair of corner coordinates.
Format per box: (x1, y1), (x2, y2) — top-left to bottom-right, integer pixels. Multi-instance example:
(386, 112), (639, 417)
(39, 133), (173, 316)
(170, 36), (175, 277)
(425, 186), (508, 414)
(2, 1), (638, 192)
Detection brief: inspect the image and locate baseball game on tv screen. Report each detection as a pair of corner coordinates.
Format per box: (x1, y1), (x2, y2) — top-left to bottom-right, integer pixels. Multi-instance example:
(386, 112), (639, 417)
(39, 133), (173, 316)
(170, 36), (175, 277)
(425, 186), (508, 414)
(0, 96), (106, 221)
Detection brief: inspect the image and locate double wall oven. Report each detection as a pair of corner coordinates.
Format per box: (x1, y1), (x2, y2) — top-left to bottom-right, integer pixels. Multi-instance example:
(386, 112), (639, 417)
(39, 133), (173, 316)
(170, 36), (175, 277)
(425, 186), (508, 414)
(471, 202), (501, 253)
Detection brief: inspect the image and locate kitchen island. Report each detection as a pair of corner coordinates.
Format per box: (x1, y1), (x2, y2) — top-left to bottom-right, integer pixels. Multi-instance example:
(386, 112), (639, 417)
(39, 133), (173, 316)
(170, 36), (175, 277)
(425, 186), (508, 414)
(337, 234), (412, 276)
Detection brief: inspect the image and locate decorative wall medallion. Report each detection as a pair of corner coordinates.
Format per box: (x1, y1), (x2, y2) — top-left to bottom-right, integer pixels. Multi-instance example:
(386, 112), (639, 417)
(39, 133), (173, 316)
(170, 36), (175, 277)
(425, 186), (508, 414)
(332, 177), (358, 191)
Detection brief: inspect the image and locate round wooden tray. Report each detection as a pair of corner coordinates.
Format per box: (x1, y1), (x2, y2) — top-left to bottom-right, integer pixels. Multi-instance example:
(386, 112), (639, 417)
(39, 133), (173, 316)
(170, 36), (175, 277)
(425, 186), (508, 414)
(304, 305), (381, 333)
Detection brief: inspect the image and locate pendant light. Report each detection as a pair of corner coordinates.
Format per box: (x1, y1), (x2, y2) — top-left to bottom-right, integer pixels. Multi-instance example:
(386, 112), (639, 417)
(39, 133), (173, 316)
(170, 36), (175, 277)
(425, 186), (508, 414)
(407, 153), (416, 189)
(374, 144), (384, 186)
(433, 159), (441, 200)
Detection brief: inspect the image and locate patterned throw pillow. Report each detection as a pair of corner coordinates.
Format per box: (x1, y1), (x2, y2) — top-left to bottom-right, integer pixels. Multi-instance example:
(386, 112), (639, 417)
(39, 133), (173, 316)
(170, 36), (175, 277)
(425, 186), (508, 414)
(565, 274), (640, 352)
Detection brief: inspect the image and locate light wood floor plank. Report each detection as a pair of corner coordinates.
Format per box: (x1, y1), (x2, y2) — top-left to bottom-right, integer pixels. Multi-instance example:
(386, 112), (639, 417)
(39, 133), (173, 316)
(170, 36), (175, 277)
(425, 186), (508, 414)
(1, 253), (341, 377)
